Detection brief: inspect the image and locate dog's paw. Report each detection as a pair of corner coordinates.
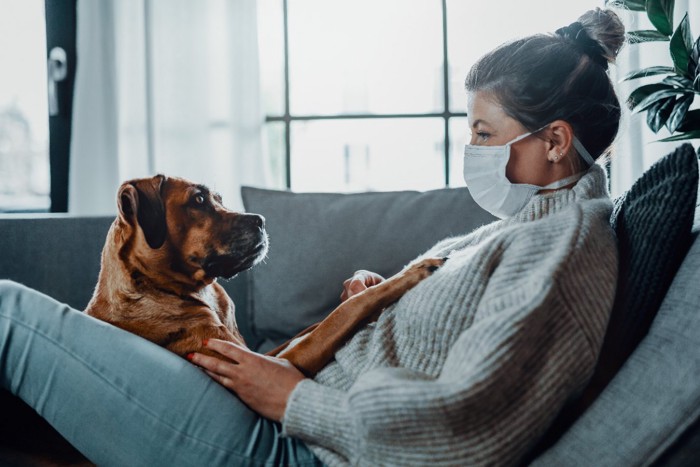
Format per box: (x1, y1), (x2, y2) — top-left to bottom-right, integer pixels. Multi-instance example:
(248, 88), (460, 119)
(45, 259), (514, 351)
(418, 257), (448, 274)
(400, 257), (448, 285)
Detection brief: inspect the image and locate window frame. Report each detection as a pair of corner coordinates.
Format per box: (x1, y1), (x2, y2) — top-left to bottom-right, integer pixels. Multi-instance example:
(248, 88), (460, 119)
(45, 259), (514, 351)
(265, 0), (467, 190)
(45, 0), (77, 212)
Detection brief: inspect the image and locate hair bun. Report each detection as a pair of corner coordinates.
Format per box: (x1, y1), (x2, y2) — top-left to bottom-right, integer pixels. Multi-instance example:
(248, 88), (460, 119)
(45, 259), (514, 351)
(575, 8), (625, 66)
(555, 21), (609, 69)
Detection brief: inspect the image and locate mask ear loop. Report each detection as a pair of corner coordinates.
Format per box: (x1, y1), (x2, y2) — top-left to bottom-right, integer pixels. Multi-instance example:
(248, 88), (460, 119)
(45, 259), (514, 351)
(572, 137), (595, 167)
(507, 124), (551, 146)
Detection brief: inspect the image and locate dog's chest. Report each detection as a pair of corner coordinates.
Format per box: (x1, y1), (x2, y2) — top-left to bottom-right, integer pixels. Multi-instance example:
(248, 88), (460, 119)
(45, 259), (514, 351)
(195, 284), (235, 328)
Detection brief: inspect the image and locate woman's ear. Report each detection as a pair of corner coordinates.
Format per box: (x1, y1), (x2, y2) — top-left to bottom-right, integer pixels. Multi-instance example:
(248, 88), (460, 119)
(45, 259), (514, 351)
(546, 120), (574, 163)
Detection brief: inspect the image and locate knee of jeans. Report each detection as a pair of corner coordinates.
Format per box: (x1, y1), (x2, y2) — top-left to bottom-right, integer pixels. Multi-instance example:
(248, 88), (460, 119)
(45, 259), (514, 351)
(0, 280), (26, 310)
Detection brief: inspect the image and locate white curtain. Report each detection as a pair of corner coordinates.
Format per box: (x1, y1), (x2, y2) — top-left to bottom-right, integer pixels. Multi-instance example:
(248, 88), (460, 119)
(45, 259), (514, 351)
(69, 0), (269, 215)
(610, 0), (699, 197)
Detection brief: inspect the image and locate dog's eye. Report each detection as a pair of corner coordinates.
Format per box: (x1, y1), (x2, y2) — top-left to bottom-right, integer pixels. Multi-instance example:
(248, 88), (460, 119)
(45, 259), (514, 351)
(194, 194), (205, 205)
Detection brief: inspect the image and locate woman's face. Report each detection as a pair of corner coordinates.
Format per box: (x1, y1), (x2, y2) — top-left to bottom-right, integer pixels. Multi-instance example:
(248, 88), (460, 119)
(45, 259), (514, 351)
(466, 91), (556, 187)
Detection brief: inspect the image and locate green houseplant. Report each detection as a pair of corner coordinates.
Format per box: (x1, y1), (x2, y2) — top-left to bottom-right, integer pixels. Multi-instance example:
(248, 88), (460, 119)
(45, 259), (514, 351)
(607, 0), (699, 142)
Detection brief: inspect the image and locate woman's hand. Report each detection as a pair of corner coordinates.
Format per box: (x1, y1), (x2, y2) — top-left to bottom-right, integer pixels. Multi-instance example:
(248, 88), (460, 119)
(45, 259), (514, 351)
(188, 339), (306, 422)
(340, 270), (385, 302)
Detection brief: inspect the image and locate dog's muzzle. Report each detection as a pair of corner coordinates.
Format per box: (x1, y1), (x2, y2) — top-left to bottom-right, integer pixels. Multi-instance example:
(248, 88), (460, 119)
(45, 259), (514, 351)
(203, 214), (268, 279)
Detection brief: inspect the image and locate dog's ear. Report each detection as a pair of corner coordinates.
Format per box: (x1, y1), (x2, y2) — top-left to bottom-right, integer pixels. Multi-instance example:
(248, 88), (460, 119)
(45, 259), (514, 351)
(117, 175), (167, 249)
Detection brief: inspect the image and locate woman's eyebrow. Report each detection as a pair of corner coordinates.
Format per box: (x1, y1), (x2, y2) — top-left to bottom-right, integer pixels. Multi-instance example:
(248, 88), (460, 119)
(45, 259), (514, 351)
(471, 119), (490, 129)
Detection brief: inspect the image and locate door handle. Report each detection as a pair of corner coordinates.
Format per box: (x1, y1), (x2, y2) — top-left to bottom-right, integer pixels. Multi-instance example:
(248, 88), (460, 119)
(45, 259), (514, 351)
(48, 46), (67, 116)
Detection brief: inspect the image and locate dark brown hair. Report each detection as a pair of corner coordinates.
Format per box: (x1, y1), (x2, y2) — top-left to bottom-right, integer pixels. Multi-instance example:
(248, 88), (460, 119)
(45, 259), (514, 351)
(465, 8), (626, 161)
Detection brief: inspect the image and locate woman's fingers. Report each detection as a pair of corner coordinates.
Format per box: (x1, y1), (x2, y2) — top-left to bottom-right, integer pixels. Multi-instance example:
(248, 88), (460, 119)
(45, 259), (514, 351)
(204, 338), (249, 362)
(188, 339), (249, 378)
(190, 342), (307, 421)
(340, 271), (370, 301)
(340, 270), (386, 301)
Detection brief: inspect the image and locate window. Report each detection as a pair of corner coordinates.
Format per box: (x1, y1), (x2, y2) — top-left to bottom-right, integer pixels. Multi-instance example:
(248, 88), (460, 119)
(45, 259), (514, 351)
(258, 0), (603, 192)
(0, 0), (75, 213)
(0, 0), (50, 211)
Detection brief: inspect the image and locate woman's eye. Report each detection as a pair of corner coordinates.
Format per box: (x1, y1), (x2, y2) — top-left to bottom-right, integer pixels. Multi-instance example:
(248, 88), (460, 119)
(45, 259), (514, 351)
(194, 194), (205, 205)
(476, 132), (491, 142)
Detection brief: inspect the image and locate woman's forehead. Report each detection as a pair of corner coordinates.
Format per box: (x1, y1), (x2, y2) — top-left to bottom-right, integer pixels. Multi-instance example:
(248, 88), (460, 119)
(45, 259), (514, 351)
(467, 92), (514, 128)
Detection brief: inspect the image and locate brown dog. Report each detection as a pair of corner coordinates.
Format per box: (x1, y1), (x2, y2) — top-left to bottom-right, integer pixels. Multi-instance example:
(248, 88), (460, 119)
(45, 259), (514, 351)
(86, 174), (444, 377)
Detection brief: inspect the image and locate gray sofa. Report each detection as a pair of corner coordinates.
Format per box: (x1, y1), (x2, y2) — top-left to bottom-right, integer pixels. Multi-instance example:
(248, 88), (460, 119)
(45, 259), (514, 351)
(1, 146), (700, 466)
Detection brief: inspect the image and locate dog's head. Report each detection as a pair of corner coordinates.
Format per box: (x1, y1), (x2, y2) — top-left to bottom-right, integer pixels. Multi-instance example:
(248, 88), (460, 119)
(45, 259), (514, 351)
(116, 174), (268, 287)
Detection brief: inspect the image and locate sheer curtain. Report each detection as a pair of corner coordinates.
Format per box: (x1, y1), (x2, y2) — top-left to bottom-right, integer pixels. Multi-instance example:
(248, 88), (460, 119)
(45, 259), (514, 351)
(610, 0), (699, 197)
(69, 0), (268, 215)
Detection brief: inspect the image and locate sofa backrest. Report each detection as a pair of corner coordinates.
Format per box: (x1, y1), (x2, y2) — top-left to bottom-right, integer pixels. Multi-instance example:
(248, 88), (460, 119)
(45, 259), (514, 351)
(0, 215), (252, 339)
(0, 215), (113, 310)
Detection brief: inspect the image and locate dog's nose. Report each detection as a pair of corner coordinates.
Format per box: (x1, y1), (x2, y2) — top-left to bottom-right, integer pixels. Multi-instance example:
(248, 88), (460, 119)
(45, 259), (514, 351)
(253, 215), (265, 229)
(241, 214), (265, 230)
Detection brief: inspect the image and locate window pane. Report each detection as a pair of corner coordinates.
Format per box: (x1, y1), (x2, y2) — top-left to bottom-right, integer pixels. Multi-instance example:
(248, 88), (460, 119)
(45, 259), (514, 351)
(449, 117), (469, 187)
(290, 118), (444, 192)
(288, 0), (443, 116)
(258, 0), (285, 116)
(263, 121), (287, 189)
(447, 0), (605, 112)
(0, 0), (49, 211)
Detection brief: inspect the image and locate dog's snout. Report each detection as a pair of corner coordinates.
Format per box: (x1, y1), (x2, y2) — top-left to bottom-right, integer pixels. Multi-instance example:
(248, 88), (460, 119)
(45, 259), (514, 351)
(238, 213), (265, 230)
(253, 214), (265, 229)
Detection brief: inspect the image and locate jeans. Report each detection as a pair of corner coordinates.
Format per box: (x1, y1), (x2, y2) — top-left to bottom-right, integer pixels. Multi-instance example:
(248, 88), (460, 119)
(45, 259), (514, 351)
(0, 280), (323, 467)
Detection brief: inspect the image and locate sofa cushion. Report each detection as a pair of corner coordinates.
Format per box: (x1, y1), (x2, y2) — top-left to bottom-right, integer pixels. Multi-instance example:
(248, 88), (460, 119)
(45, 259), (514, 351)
(532, 231), (700, 466)
(241, 186), (496, 352)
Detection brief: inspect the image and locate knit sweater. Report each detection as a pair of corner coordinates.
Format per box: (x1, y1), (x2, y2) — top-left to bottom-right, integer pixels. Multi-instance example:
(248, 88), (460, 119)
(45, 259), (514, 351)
(281, 164), (618, 466)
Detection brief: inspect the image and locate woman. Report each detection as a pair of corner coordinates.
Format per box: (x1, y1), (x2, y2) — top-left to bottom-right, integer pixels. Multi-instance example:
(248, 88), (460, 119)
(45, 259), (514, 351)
(0, 8), (624, 466)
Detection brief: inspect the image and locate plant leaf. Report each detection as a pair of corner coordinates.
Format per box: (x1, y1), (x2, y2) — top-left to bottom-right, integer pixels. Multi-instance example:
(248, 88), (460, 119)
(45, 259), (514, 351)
(635, 88), (685, 112)
(661, 75), (695, 90)
(658, 130), (700, 142)
(666, 93), (694, 133)
(646, 0), (675, 36)
(627, 82), (674, 109)
(690, 36), (700, 87)
(627, 30), (671, 43)
(605, 0), (647, 11)
(670, 14), (694, 78)
(621, 66), (675, 81)
(677, 109), (700, 132)
(647, 96), (675, 133)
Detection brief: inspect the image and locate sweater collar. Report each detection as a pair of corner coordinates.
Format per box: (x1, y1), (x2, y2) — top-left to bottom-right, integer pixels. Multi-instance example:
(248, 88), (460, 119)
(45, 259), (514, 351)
(509, 163), (609, 223)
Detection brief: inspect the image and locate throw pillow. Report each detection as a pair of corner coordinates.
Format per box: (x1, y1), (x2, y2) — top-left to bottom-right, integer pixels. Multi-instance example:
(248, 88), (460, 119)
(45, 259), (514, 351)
(600, 142), (698, 393)
(528, 143), (699, 460)
(241, 186), (496, 352)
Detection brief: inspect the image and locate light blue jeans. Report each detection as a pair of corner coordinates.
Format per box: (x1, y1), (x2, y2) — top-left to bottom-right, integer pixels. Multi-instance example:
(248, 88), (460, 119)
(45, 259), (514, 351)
(0, 280), (323, 466)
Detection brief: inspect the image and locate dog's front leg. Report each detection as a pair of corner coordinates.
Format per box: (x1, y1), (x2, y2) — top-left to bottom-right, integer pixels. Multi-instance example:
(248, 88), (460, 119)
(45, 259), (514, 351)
(277, 257), (446, 377)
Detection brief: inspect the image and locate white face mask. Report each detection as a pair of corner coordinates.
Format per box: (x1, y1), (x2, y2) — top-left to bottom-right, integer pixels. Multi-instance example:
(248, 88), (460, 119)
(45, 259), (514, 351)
(463, 126), (595, 219)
